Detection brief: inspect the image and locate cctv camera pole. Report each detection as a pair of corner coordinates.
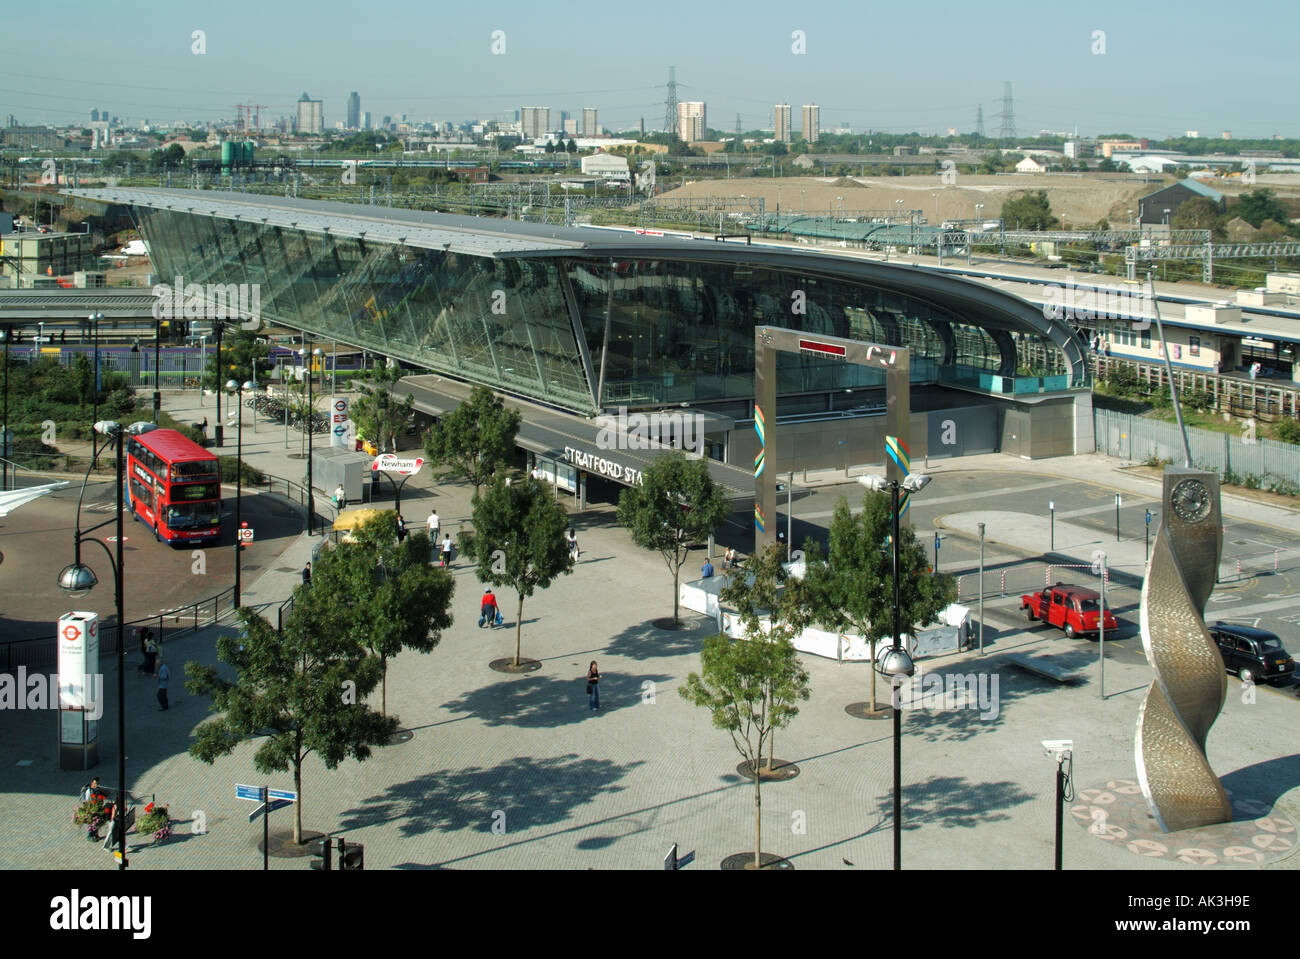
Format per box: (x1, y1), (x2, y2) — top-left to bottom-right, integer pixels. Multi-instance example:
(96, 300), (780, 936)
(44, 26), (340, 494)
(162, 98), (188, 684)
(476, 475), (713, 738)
(1055, 754), (1065, 870)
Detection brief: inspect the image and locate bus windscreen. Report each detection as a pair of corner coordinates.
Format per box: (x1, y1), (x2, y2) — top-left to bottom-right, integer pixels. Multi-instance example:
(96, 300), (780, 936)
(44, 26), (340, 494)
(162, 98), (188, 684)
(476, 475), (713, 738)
(171, 460), (220, 482)
(165, 501), (222, 530)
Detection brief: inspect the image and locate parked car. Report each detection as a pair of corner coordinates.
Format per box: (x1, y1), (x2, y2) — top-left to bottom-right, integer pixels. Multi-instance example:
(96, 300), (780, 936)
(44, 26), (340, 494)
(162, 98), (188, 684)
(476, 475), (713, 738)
(1021, 583), (1119, 639)
(1208, 623), (1295, 685)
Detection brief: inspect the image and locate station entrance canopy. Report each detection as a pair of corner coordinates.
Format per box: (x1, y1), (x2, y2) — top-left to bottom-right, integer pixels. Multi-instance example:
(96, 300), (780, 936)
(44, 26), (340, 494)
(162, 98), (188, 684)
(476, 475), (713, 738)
(66, 188), (1089, 416)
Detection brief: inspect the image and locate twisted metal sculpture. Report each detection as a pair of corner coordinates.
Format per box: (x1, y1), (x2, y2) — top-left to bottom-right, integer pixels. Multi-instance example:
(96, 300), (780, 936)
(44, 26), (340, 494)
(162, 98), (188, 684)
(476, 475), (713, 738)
(1134, 469), (1233, 833)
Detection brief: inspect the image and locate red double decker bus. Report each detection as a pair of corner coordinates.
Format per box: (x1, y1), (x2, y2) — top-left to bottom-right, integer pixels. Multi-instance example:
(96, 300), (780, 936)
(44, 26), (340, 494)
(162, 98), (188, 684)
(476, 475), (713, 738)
(125, 429), (222, 546)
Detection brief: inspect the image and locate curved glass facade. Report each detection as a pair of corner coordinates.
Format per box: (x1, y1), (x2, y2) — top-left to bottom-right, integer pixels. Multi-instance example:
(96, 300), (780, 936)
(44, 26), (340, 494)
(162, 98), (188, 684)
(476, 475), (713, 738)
(133, 203), (1076, 415)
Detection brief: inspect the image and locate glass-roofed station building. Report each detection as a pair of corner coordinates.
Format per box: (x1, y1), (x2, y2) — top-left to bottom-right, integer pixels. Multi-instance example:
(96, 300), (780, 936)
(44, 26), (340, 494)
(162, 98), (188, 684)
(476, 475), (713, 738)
(68, 188), (1092, 496)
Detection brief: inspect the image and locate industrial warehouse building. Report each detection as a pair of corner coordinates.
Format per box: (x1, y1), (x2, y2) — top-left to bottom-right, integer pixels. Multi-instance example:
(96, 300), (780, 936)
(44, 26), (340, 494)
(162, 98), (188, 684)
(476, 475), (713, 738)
(66, 187), (1093, 496)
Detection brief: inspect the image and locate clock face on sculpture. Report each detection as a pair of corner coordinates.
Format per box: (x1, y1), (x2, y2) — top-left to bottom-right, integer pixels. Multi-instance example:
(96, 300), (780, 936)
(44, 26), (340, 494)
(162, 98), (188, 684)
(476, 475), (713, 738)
(1170, 478), (1212, 523)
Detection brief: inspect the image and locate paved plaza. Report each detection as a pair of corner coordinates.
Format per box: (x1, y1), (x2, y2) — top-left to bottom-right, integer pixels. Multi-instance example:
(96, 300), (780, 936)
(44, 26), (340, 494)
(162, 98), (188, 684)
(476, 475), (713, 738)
(1, 388), (1297, 870)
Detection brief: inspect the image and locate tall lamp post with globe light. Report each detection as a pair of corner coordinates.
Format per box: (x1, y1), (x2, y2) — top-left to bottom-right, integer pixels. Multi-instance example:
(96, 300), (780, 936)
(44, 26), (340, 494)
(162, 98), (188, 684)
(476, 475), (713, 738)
(226, 379), (254, 605)
(57, 419), (127, 870)
(858, 469), (932, 870)
(86, 312), (103, 428)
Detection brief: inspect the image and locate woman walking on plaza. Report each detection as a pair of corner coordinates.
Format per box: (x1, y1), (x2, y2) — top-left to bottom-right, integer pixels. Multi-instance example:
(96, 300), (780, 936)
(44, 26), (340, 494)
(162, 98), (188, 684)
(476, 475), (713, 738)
(586, 660), (600, 711)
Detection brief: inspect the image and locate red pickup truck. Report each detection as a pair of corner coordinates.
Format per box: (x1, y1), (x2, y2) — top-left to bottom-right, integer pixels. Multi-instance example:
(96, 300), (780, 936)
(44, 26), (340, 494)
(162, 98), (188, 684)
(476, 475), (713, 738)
(1022, 583), (1118, 639)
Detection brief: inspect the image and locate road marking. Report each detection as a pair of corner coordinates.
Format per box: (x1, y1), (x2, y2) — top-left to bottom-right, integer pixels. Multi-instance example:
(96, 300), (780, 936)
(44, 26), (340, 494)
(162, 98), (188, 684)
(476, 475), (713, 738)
(800, 478), (1069, 521)
(1208, 593), (1242, 604)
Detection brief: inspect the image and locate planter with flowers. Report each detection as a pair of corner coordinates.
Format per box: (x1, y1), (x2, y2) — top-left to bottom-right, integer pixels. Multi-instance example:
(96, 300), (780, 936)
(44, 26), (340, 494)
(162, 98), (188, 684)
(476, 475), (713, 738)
(73, 796), (109, 842)
(137, 803), (172, 845)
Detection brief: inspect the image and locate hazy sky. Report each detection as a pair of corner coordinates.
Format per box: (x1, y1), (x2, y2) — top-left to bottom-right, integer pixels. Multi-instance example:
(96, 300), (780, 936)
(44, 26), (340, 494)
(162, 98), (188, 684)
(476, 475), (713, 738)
(3, 0), (1297, 139)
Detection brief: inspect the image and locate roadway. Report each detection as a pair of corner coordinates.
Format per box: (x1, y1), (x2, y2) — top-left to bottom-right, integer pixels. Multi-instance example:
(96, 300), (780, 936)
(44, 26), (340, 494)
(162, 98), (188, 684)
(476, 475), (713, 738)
(0, 476), (302, 645)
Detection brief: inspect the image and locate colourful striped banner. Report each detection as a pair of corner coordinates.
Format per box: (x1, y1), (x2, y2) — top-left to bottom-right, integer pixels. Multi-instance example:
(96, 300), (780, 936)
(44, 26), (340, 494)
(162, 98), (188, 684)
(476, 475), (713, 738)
(885, 434), (910, 474)
(886, 435), (911, 519)
(753, 405), (766, 477)
(754, 503), (766, 533)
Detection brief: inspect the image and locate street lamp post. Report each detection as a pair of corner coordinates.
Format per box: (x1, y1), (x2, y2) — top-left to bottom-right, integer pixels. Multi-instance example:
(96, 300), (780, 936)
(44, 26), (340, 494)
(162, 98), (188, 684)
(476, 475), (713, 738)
(1145, 509), (1153, 561)
(213, 321), (225, 448)
(977, 521), (985, 655)
(300, 346), (323, 535)
(1049, 501), (1055, 551)
(1115, 493), (1122, 542)
(1099, 553), (1108, 700)
(87, 312), (102, 428)
(153, 313), (161, 422)
(1, 325), (9, 491)
(57, 420), (127, 870)
(858, 471), (929, 870)
(226, 380), (254, 605)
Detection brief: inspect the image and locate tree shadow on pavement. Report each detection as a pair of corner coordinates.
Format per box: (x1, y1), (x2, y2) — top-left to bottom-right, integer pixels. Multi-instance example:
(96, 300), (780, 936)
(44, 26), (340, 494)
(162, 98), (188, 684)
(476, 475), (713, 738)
(870, 774), (1034, 831)
(900, 651), (1102, 744)
(440, 670), (673, 728)
(602, 617), (712, 662)
(336, 752), (645, 842)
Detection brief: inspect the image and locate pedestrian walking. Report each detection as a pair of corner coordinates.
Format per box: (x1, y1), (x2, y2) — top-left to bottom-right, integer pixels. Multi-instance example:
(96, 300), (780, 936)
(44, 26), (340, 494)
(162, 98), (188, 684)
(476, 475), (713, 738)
(440, 533), (453, 567)
(301, 562), (311, 585)
(724, 546), (737, 570)
(586, 660), (600, 711)
(139, 632), (158, 676)
(396, 514), (407, 542)
(81, 777), (102, 804)
(566, 528), (579, 562)
(480, 588), (499, 628)
(154, 655), (170, 711)
(332, 483), (347, 516)
(427, 510), (441, 561)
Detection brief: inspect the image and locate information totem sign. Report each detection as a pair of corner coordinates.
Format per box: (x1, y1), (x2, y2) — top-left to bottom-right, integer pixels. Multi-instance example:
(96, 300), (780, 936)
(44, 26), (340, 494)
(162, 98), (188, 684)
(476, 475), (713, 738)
(330, 396), (353, 448)
(57, 611), (100, 770)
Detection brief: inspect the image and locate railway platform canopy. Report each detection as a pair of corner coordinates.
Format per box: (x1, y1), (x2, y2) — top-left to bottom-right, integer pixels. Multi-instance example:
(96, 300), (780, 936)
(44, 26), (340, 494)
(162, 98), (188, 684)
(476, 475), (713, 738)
(65, 187), (1088, 412)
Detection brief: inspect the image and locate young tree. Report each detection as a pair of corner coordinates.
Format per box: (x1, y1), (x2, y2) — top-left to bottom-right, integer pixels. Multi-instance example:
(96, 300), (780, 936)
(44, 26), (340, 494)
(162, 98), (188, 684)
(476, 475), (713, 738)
(352, 385), (415, 453)
(312, 512), (455, 714)
(203, 327), (269, 391)
(1171, 197), (1225, 238)
(801, 493), (956, 713)
(1234, 189), (1289, 229)
(718, 543), (812, 771)
(460, 476), (573, 668)
(680, 630), (810, 869)
(423, 385), (521, 497)
(999, 190), (1059, 230)
(616, 451), (733, 625)
(185, 607), (397, 845)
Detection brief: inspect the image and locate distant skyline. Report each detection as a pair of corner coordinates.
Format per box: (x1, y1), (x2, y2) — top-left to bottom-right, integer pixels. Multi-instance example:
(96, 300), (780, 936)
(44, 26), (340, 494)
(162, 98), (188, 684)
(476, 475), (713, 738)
(3, 0), (1298, 139)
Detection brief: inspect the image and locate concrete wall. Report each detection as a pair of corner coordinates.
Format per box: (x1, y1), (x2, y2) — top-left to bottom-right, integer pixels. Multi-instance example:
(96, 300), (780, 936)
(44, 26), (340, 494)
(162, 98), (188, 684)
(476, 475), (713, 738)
(925, 404), (1000, 459)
